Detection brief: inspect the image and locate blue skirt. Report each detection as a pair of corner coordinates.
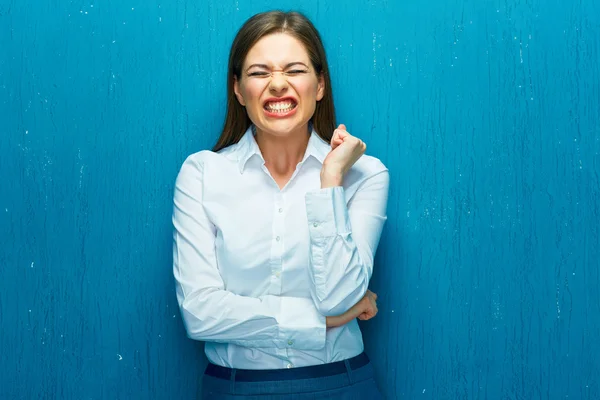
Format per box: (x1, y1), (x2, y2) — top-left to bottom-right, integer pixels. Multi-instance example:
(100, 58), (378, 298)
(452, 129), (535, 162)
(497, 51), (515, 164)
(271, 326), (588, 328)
(201, 352), (383, 399)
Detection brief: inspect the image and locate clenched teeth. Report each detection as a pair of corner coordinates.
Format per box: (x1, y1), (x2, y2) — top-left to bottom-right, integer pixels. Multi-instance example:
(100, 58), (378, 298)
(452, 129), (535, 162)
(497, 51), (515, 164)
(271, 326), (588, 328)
(265, 101), (296, 112)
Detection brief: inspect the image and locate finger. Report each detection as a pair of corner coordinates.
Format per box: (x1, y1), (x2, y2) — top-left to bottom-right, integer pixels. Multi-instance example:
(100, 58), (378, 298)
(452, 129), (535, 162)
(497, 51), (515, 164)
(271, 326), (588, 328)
(337, 129), (349, 139)
(331, 137), (343, 150)
(358, 312), (372, 320)
(330, 131), (339, 146)
(338, 124), (346, 131)
(331, 128), (349, 144)
(331, 135), (344, 151)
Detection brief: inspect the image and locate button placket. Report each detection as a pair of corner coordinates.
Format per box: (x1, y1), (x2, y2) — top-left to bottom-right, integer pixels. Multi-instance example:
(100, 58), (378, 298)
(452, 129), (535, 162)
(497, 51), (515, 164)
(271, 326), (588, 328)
(269, 193), (285, 292)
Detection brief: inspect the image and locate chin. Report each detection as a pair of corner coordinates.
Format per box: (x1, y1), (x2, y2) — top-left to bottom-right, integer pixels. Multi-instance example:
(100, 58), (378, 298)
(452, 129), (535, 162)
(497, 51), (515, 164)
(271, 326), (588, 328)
(256, 118), (309, 137)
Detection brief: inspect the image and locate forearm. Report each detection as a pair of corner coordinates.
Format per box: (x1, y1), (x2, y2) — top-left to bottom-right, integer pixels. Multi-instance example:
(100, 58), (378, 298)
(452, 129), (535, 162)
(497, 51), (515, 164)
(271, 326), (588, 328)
(305, 171), (388, 315)
(177, 286), (326, 350)
(308, 229), (372, 316)
(320, 167), (343, 189)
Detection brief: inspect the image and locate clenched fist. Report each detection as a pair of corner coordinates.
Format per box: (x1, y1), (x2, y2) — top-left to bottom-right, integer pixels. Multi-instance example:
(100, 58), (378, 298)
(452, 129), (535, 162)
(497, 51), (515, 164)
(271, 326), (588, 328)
(321, 124), (367, 188)
(326, 290), (379, 328)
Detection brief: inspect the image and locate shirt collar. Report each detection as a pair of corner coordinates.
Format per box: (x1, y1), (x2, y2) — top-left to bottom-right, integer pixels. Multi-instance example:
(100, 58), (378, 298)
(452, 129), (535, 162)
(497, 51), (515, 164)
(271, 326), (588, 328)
(237, 124), (330, 174)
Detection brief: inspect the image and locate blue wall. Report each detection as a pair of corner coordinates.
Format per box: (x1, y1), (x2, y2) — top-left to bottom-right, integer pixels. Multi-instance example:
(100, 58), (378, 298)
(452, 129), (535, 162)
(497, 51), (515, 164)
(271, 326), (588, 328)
(1, 0), (599, 398)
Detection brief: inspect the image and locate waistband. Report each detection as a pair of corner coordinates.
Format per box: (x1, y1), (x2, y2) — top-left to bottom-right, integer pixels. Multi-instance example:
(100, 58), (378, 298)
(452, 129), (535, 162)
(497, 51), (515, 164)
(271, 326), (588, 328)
(205, 352), (370, 382)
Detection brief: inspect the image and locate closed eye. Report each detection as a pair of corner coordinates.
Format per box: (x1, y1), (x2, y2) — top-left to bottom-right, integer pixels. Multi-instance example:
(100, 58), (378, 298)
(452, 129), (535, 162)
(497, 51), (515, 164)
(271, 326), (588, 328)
(286, 70), (308, 75)
(247, 71), (270, 77)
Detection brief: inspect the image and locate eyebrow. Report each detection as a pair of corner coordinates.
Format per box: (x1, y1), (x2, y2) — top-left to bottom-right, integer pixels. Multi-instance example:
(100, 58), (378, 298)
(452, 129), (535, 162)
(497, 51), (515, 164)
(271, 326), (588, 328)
(245, 62), (309, 72)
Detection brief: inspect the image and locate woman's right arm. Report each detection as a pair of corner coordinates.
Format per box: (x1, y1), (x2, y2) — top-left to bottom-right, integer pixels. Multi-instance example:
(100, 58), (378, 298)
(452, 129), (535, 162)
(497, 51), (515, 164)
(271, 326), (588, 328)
(173, 155), (328, 350)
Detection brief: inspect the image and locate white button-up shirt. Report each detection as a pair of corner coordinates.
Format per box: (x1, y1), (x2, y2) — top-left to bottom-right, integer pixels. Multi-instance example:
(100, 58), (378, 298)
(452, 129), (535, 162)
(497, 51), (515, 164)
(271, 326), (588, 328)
(172, 126), (389, 370)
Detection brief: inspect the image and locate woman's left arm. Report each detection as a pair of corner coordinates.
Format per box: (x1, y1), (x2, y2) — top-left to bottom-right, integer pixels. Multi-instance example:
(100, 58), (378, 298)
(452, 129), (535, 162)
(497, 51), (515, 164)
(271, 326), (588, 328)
(304, 167), (389, 317)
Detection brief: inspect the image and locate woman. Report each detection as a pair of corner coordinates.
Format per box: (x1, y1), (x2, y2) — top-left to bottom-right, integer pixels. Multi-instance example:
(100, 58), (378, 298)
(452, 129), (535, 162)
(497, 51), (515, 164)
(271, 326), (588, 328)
(173, 10), (389, 399)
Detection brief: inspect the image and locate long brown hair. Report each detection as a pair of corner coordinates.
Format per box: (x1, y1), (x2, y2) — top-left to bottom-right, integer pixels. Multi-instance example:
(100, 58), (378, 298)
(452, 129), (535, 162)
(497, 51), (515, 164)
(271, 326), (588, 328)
(212, 11), (336, 152)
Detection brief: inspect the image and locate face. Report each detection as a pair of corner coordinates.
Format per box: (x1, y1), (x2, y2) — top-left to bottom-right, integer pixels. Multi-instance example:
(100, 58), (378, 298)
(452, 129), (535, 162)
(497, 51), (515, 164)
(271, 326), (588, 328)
(234, 33), (325, 138)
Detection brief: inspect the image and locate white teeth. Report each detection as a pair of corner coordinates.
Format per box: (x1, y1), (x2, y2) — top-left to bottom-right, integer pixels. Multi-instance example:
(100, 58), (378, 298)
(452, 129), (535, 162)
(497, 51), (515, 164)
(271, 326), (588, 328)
(265, 101), (295, 112)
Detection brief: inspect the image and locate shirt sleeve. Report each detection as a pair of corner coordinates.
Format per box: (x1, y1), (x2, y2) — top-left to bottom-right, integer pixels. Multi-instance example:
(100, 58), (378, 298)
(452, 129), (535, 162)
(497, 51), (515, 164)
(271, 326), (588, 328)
(304, 167), (389, 316)
(173, 155), (326, 350)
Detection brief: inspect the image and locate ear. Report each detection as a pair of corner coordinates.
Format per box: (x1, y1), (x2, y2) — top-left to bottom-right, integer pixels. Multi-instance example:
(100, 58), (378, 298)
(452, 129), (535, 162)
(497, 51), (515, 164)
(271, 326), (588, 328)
(316, 73), (325, 101)
(233, 75), (246, 106)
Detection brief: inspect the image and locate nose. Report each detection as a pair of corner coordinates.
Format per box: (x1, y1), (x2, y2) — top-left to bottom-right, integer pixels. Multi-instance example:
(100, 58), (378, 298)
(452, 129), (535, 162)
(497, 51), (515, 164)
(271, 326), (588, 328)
(269, 72), (288, 94)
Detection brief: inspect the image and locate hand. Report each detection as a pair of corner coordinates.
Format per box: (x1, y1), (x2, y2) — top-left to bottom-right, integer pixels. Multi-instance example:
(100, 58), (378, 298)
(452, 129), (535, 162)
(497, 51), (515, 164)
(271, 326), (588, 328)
(321, 124), (367, 188)
(356, 289), (378, 321)
(326, 290), (379, 328)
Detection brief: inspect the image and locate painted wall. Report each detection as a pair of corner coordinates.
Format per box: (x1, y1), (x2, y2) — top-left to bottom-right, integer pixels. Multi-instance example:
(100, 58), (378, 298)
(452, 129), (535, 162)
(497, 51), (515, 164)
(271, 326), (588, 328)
(1, 0), (599, 398)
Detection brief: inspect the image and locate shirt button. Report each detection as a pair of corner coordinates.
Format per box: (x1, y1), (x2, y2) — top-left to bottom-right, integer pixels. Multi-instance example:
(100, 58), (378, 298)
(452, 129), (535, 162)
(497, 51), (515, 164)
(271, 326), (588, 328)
(278, 208), (283, 213)
(286, 363), (293, 369)
(275, 236), (281, 242)
(287, 340), (294, 346)
(313, 222), (319, 228)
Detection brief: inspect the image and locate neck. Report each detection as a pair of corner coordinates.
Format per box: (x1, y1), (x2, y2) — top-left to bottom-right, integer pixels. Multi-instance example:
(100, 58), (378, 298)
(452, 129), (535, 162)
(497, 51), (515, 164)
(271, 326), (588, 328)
(254, 124), (310, 177)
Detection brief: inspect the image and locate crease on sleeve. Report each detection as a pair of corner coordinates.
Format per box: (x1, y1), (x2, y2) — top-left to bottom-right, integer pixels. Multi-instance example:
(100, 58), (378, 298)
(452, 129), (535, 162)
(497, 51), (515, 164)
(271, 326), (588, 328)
(305, 186), (351, 239)
(278, 297), (327, 351)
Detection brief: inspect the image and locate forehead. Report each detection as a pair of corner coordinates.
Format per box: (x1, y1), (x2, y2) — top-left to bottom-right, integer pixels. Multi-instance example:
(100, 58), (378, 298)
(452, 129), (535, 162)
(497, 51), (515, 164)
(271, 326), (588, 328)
(244, 33), (310, 68)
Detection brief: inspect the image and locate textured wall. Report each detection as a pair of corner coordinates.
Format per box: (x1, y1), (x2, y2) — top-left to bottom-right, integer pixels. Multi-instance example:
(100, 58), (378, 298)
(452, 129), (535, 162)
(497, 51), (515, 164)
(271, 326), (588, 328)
(1, 0), (599, 399)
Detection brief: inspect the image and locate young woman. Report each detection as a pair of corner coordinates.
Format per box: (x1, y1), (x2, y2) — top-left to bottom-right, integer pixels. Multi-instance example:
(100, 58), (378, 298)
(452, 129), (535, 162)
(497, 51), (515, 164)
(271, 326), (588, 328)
(173, 10), (389, 399)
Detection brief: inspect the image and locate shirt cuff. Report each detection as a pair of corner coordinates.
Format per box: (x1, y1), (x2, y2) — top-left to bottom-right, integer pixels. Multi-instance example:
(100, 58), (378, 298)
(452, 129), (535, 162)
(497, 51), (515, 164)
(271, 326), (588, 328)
(305, 186), (351, 239)
(278, 297), (326, 351)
